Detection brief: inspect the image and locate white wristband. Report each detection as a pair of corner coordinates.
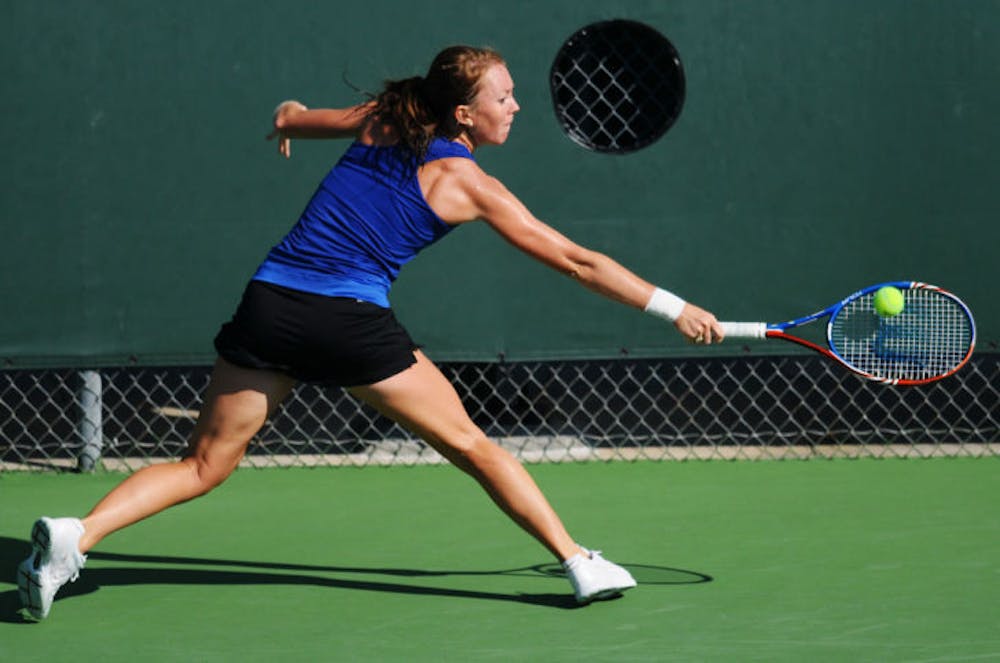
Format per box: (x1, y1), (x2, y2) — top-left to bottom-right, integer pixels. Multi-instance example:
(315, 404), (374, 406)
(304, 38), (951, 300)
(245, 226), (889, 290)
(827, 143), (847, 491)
(273, 100), (306, 119)
(644, 287), (687, 322)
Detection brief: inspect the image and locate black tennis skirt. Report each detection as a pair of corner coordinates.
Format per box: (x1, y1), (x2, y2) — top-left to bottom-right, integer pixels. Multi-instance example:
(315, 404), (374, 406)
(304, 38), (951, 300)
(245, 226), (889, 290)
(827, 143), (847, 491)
(213, 280), (418, 387)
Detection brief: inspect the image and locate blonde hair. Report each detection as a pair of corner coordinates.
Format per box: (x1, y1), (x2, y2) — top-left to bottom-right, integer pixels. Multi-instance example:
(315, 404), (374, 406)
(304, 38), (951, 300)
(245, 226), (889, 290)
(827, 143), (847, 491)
(371, 45), (506, 161)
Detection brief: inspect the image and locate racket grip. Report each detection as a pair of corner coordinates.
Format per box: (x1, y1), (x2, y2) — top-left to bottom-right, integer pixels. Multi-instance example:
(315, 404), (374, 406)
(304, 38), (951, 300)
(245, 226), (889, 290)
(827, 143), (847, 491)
(720, 322), (767, 339)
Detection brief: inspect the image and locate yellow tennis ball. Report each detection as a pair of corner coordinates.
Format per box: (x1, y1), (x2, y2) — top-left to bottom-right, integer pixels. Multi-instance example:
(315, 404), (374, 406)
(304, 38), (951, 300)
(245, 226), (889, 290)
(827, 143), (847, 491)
(873, 286), (905, 317)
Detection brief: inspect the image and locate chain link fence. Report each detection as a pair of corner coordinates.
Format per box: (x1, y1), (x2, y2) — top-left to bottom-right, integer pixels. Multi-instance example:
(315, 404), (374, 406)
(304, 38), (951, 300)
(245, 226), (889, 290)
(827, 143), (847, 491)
(2, 352), (997, 472)
(550, 19), (685, 154)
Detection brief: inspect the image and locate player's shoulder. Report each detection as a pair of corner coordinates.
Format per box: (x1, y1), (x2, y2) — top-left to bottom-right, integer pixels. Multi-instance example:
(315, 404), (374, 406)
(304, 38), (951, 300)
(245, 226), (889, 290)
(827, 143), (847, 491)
(419, 153), (512, 223)
(428, 153), (482, 174)
(424, 153), (495, 190)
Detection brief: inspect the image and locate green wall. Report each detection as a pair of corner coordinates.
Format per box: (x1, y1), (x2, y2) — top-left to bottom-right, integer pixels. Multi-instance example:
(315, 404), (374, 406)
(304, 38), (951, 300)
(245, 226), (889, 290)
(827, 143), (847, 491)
(2, 0), (997, 366)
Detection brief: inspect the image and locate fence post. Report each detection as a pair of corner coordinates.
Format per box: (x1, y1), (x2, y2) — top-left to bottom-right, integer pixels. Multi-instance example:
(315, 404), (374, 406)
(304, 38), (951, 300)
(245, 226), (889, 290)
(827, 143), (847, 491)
(77, 370), (103, 471)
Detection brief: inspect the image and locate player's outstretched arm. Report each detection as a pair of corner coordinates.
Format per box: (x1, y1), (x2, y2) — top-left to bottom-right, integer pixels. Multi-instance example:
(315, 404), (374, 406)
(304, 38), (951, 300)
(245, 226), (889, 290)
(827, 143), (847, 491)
(443, 161), (723, 344)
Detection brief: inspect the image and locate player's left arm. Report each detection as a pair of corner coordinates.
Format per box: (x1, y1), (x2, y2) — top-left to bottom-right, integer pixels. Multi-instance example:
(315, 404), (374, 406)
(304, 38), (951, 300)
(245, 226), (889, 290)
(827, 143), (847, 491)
(267, 100), (374, 157)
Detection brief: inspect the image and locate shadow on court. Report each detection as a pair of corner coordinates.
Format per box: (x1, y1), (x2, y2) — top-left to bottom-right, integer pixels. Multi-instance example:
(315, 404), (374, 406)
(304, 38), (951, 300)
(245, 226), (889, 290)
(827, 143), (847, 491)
(0, 535), (711, 623)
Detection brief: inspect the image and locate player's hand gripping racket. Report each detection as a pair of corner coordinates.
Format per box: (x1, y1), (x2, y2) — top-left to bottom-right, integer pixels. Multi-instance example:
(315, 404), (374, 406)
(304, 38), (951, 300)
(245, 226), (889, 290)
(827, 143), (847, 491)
(720, 282), (976, 385)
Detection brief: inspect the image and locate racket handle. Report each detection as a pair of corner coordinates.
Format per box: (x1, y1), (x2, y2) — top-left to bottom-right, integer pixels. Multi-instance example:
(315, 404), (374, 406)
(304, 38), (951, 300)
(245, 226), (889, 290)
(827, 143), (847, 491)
(720, 322), (768, 339)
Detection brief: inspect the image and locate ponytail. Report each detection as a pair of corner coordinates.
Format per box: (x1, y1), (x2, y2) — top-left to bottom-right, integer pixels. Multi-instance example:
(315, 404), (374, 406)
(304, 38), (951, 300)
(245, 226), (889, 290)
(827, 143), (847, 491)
(370, 76), (435, 162)
(369, 46), (505, 162)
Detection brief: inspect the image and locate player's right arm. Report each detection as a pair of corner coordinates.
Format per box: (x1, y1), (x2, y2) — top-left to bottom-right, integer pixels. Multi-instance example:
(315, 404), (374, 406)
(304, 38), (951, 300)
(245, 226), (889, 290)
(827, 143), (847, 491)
(426, 158), (723, 343)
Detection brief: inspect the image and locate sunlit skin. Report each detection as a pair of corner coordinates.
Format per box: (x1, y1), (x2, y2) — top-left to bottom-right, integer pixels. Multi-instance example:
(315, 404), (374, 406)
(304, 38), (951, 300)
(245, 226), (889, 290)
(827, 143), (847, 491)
(453, 63), (520, 150)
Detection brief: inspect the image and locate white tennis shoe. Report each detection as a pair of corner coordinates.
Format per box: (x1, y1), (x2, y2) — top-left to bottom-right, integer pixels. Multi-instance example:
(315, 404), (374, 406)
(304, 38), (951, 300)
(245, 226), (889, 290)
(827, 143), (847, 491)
(17, 517), (87, 620)
(563, 547), (637, 604)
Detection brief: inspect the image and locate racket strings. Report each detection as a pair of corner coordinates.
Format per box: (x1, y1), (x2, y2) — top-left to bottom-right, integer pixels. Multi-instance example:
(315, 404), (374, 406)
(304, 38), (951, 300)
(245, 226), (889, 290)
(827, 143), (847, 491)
(830, 289), (974, 381)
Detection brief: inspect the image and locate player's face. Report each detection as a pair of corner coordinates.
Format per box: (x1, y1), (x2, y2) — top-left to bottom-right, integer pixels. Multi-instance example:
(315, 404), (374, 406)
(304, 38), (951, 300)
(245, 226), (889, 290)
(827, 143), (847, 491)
(465, 64), (520, 147)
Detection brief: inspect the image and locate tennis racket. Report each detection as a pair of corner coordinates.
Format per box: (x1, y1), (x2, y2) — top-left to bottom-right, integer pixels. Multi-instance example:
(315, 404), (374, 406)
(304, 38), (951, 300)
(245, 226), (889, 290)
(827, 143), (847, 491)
(720, 281), (976, 385)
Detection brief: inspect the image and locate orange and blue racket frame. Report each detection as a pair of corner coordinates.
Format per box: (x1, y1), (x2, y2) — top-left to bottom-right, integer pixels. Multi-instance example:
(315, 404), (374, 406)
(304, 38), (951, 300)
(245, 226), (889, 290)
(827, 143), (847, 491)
(720, 281), (976, 386)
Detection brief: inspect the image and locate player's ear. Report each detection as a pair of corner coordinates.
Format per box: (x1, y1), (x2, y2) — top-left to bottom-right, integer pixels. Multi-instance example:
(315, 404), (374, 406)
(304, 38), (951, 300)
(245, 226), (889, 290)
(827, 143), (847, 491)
(454, 104), (474, 130)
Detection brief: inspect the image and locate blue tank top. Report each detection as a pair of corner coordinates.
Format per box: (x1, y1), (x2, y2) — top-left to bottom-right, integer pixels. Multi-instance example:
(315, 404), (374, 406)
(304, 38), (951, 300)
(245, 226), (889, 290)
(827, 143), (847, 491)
(252, 137), (473, 307)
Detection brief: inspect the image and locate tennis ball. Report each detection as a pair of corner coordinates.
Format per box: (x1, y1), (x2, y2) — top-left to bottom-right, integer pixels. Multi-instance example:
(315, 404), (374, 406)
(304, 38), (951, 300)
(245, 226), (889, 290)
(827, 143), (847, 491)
(873, 286), (905, 317)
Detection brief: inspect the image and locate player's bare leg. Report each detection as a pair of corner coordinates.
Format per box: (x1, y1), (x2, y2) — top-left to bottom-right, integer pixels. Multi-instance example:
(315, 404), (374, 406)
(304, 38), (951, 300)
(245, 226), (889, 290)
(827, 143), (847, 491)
(78, 358), (296, 553)
(350, 350), (582, 561)
(19, 358), (294, 618)
(350, 351), (636, 602)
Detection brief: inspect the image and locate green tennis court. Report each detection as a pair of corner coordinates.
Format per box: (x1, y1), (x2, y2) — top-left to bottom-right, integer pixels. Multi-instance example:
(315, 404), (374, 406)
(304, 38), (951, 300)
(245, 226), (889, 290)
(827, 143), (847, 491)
(2, 458), (996, 661)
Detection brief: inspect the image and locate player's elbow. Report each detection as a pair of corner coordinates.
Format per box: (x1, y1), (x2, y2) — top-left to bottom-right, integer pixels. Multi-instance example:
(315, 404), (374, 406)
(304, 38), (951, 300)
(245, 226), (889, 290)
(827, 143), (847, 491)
(560, 248), (605, 285)
(504, 221), (601, 283)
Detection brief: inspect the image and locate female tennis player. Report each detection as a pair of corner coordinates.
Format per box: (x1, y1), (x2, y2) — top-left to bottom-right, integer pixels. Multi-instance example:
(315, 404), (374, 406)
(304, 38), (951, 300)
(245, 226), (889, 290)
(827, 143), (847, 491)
(18, 45), (723, 620)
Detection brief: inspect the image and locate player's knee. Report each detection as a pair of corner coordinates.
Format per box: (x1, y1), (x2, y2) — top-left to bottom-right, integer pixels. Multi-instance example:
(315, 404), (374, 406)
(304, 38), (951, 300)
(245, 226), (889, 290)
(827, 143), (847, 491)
(432, 425), (485, 469)
(182, 455), (236, 496)
(197, 468), (231, 495)
(455, 433), (509, 472)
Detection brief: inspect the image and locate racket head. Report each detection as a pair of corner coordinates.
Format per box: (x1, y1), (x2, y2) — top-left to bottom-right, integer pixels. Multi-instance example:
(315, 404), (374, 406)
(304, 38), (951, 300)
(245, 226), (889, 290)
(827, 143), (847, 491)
(826, 281), (976, 385)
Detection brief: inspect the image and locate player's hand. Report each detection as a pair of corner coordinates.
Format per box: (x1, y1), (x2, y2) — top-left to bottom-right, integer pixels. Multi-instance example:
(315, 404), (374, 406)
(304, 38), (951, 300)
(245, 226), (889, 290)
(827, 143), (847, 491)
(266, 129), (293, 158)
(266, 100), (307, 158)
(674, 303), (724, 344)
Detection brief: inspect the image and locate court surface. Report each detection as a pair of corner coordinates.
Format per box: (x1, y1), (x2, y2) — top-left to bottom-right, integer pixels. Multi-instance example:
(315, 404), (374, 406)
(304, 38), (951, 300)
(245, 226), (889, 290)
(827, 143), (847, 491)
(1, 457), (997, 662)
